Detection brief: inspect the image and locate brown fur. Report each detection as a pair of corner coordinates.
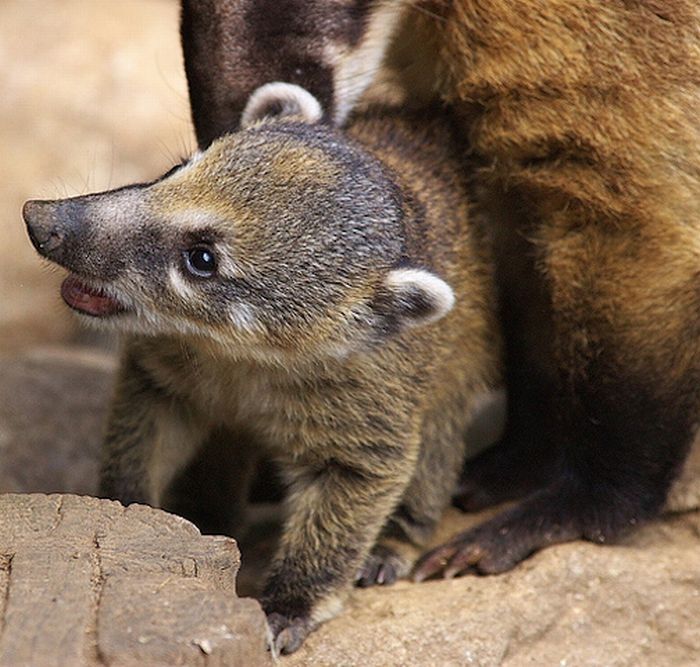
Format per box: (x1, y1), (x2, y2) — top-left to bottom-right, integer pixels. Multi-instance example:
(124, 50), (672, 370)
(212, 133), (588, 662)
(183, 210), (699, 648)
(407, 0), (700, 578)
(23, 95), (500, 653)
(178, 0), (700, 587)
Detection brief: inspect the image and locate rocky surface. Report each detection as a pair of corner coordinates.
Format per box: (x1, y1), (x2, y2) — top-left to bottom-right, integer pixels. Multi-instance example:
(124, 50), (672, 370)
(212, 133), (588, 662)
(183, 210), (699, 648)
(0, 350), (698, 666)
(0, 346), (115, 495)
(0, 493), (271, 666)
(285, 507), (700, 667)
(2, 347), (700, 665)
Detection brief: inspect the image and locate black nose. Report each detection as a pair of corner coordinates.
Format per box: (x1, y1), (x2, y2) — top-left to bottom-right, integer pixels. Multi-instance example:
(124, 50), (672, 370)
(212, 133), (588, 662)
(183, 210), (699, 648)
(23, 199), (67, 256)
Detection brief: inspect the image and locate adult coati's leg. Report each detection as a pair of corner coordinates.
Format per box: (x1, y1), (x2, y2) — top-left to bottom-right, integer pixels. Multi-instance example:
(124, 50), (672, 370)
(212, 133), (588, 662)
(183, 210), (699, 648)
(99, 344), (209, 506)
(415, 187), (700, 579)
(453, 433), (559, 512)
(453, 209), (561, 512)
(180, 0), (405, 148)
(413, 0), (700, 578)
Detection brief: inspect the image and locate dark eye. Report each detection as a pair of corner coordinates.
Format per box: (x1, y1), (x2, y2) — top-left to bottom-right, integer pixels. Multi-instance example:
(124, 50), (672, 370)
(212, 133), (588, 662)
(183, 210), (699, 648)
(184, 245), (217, 277)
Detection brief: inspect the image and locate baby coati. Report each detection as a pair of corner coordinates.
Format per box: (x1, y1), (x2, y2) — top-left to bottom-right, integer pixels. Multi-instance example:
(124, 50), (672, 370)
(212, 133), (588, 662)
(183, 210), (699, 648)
(23, 83), (500, 654)
(181, 0), (700, 581)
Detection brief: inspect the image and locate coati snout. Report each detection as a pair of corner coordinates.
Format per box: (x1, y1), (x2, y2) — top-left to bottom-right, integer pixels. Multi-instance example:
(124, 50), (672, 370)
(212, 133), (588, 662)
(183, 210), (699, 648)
(24, 199), (67, 255)
(24, 194), (138, 316)
(24, 196), (131, 283)
(23, 83), (455, 355)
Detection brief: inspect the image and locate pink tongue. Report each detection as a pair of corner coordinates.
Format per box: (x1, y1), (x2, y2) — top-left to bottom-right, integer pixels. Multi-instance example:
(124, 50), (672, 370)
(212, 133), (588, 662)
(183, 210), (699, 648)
(60, 274), (123, 317)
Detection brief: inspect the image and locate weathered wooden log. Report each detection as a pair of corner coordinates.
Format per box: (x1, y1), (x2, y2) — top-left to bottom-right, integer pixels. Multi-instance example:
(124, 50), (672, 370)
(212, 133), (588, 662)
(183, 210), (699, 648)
(0, 494), (271, 666)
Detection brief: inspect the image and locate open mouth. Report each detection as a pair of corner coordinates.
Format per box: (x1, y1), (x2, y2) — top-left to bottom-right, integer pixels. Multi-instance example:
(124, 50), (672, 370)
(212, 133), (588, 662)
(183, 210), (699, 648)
(60, 274), (127, 318)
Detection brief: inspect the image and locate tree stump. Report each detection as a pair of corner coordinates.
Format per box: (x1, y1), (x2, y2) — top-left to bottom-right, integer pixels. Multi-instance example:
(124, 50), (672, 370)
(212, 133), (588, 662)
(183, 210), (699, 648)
(0, 494), (271, 666)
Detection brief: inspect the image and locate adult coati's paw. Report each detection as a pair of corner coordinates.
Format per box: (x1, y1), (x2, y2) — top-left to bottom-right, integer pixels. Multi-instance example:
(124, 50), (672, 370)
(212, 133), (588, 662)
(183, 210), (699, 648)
(266, 612), (311, 656)
(355, 543), (412, 587)
(414, 484), (612, 581)
(413, 518), (539, 580)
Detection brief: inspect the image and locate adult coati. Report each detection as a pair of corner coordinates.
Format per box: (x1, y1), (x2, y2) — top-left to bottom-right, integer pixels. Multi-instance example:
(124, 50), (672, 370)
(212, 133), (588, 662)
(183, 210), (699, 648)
(180, 0), (700, 579)
(23, 84), (500, 653)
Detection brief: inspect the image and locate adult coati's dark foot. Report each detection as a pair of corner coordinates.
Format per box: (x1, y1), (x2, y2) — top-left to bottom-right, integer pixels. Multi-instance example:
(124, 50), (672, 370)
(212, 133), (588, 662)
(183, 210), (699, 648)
(453, 434), (559, 512)
(355, 543), (412, 587)
(415, 481), (641, 581)
(266, 612), (311, 656)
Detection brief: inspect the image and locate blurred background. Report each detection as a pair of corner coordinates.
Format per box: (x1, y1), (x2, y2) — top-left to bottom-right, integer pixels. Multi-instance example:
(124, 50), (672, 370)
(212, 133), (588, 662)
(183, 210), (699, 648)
(0, 0), (193, 494)
(1, 0), (193, 353)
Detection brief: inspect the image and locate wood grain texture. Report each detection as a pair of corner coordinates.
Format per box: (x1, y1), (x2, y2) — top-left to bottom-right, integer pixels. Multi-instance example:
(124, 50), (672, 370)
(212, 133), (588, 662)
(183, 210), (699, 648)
(0, 494), (271, 667)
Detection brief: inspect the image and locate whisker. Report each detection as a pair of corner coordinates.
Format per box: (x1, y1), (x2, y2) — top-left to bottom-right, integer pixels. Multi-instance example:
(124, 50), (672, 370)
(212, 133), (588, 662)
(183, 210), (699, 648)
(405, 1), (447, 23)
(154, 49), (190, 104)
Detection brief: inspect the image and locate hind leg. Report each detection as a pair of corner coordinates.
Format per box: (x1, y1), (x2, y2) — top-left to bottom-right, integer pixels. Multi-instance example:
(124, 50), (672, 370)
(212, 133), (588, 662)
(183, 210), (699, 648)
(455, 225), (563, 513)
(356, 408), (470, 587)
(452, 387), (560, 511)
(416, 220), (700, 580)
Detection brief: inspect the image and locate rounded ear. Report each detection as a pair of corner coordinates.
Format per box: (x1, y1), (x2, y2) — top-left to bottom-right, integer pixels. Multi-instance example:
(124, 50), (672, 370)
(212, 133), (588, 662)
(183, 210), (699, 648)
(240, 82), (323, 128)
(379, 267), (455, 330)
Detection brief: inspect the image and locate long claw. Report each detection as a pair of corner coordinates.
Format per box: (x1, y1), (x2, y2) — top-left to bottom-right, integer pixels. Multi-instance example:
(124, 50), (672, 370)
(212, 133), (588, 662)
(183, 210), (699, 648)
(355, 559), (381, 587)
(275, 624), (307, 655)
(412, 544), (457, 582)
(443, 544), (485, 578)
(266, 613), (310, 656)
(356, 545), (408, 587)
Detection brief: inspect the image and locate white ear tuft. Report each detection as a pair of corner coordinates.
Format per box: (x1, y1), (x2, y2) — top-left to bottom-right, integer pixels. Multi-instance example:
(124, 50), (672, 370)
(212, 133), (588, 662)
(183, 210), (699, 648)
(241, 82), (323, 128)
(384, 267), (455, 329)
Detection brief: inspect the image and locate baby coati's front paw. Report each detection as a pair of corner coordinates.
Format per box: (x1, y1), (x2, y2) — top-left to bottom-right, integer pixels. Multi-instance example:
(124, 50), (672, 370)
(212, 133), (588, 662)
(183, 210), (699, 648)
(266, 612), (312, 656)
